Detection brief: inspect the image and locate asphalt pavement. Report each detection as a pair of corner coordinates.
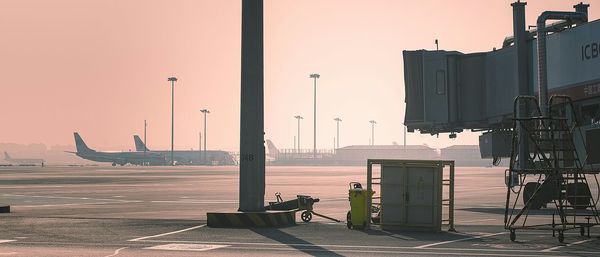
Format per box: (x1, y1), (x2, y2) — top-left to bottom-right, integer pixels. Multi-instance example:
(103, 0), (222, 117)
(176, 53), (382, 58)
(1, 165), (599, 256)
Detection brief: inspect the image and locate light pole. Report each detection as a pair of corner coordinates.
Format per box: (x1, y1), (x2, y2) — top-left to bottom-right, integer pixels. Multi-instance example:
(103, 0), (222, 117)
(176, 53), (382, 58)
(294, 115), (303, 153)
(334, 118), (342, 150)
(309, 73), (320, 158)
(167, 76), (177, 166)
(369, 120), (377, 146)
(200, 109), (210, 164)
(144, 119), (147, 165)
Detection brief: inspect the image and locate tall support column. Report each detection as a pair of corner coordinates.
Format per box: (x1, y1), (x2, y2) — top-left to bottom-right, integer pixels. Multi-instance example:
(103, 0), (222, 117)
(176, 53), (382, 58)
(239, 0), (265, 212)
(512, 1), (529, 171)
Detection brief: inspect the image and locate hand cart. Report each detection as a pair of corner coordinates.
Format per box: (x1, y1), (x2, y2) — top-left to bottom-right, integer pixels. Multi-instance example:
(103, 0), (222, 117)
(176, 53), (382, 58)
(265, 193), (341, 223)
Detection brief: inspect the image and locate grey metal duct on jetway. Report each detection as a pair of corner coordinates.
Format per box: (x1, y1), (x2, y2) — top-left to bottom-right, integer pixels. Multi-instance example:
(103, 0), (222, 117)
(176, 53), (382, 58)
(502, 3), (589, 48)
(536, 11), (587, 116)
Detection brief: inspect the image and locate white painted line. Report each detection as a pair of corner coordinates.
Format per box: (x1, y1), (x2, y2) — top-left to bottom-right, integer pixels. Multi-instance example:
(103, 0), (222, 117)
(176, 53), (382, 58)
(0, 240), (15, 244)
(18, 201), (141, 208)
(150, 200), (237, 204)
(414, 232), (507, 249)
(139, 238), (558, 254)
(2, 194), (137, 203)
(0, 253), (18, 256)
(457, 219), (497, 224)
(318, 197), (348, 201)
(104, 247), (128, 257)
(541, 238), (595, 252)
(224, 246), (569, 257)
(129, 224), (206, 242)
(457, 187), (505, 192)
(146, 243), (229, 252)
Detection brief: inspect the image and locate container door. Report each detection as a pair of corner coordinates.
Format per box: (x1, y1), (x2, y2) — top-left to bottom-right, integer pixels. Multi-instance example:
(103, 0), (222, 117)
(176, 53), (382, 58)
(404, 167), (439, 226)
(380, 165), (406, 226)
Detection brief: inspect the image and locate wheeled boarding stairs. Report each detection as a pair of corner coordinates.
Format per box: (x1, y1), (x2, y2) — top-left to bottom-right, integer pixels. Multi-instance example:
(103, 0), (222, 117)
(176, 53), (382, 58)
(505, 95), (600, 243)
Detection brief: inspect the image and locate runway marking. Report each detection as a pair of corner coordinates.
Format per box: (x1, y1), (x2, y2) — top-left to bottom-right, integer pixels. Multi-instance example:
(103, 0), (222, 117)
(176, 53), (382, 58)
(224, 246), (570, 257)
(413, 232), (507, 248)
(318, 197), (348, 201)
(0, 253), (17, 256)
(2, 194), (137, 202)
(457, 187), (505, 192)
(18, 201), (141, 208)
(104, 247), (128, 257)
(541, 238), (595, 252)
(129, 224), (206, 242)
(138, 238), (566, 254)
(2, 193), (142, 207)
(146, 243), (229, 252)
(0, 240), (15, 244)
(150, 200), (237, 204)
(457, 218), (497, 224)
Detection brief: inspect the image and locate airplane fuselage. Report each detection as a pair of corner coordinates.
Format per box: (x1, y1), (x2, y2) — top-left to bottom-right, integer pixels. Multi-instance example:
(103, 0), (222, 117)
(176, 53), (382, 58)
(76, 150), (166, 166)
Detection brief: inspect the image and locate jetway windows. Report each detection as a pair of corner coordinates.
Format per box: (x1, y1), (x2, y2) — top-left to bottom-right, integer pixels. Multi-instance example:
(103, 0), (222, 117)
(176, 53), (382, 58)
(581, 104), (600, 125)
(436, 70), (446, 95)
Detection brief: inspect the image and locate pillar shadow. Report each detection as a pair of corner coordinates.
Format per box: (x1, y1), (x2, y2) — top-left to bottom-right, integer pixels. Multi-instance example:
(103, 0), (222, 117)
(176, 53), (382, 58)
(251, 228), (344, 257)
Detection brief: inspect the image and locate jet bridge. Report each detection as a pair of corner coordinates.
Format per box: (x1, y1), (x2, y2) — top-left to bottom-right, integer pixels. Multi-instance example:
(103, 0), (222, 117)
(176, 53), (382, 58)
(403, 7), (600, 165)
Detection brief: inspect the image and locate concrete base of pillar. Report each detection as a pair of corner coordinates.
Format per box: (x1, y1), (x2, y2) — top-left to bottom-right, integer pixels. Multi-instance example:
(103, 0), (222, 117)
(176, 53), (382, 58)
(207, 210), (295, 227)
(0, 204), (10, 213)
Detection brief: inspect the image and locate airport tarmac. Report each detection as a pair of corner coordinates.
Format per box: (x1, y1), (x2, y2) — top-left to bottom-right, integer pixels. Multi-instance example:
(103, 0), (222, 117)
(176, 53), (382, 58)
(1, 165), (599, 256)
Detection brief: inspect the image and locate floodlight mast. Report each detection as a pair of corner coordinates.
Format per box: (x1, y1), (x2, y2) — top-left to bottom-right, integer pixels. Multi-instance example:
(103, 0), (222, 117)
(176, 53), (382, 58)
(369, 120), (377, 145)
(310, 73), (320, 158)
(334, 118), (342, 150)
(200, 109), (210, 163)
(294, 115), (303, 153)
(167, 76), (178, 166)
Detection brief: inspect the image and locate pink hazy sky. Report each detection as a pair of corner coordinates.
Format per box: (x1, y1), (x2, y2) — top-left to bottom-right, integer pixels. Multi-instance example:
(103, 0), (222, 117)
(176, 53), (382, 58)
(1, 0), (599, 151)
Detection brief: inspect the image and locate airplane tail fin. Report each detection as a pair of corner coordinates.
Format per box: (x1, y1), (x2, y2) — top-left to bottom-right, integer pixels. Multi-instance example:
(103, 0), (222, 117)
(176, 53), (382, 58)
(265, 139), (280, 158)
(133, 135), (149, 151)
(4, 152), (10, 161)
(74, 132), (93, 153)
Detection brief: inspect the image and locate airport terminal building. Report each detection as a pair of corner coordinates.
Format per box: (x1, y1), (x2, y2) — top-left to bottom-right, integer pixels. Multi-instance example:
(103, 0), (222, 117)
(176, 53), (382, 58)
(334, 145), (438, 165)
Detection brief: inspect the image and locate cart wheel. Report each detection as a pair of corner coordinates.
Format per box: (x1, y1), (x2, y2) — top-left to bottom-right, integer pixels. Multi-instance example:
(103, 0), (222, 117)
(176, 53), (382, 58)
(510, 230), (516, 242)
(558, 232), (564, 243)
(580, 226), (585, 236)
(301, 211), (312, 223)
(346, 211), (352, 229)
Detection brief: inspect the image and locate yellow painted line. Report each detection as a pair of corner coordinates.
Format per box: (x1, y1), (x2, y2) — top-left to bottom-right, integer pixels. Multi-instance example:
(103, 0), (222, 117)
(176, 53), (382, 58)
(267, 214), (279, 226)
(227, 215), (244, 226)
(248, 214), (266, 226)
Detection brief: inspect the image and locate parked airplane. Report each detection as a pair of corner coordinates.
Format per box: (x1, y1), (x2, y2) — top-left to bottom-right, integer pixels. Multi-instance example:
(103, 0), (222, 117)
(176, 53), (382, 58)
(72, 132), (167, 166)
(4, 152), (44, 165)
(265, 139), (335, 165)
(133, 135), (235, 165)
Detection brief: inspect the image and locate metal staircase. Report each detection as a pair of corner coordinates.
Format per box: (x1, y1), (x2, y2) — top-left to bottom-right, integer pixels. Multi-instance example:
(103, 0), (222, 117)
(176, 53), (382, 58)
(504, 95), (600, 243)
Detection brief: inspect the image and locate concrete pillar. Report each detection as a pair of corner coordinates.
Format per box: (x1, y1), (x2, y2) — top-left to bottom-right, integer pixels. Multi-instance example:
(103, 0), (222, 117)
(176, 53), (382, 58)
(239, 0), (265, 212)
